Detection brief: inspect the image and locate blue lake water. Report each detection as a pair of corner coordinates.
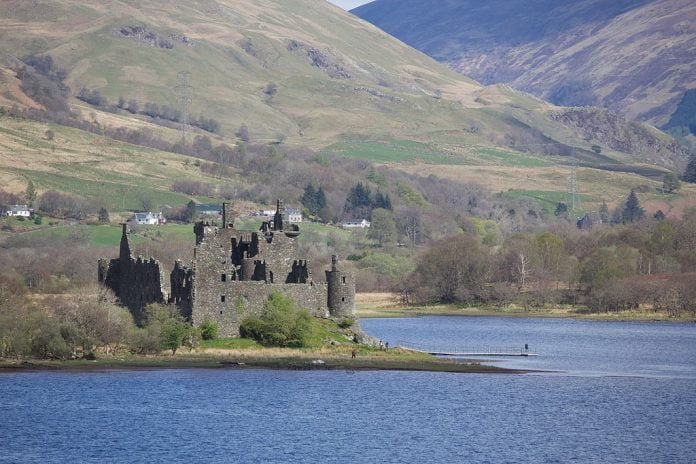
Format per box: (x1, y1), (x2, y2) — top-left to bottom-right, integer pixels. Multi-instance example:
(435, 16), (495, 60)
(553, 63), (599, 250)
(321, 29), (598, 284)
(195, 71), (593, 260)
(1, 316), (695, 463)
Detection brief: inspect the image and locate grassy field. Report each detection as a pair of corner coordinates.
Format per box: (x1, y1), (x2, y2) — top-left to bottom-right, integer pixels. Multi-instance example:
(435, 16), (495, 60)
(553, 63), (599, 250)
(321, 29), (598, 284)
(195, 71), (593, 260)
(323, 139), (469, 165)
(355, 293), (696, 322)
(5, 223), (195, 247)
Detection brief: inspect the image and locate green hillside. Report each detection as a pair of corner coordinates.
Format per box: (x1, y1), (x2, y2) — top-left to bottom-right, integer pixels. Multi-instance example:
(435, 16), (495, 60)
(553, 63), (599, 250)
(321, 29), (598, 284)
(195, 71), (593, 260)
(0, 0), (693, 216)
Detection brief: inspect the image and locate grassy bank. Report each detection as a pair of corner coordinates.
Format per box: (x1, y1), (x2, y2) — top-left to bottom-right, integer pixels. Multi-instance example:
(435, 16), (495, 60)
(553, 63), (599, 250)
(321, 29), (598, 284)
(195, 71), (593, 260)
(356, 293), (696, 322)
(0, 345), (519, 374)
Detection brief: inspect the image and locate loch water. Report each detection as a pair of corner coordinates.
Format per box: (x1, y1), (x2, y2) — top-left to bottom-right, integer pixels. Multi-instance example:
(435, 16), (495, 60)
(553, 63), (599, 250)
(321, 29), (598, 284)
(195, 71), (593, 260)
(1, 316), (695, 464)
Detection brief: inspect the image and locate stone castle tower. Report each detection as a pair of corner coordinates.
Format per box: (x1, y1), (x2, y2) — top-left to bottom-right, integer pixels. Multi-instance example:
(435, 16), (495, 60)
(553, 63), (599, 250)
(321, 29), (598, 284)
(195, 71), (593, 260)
(326, 255), (355, 318)
(99, 202), (355, 337)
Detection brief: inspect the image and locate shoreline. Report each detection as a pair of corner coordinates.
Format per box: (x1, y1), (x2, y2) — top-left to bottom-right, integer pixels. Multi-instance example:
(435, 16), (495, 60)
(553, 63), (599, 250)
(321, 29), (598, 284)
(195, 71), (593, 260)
(356, 303), (696, 323)
(0, 353), (526, 375)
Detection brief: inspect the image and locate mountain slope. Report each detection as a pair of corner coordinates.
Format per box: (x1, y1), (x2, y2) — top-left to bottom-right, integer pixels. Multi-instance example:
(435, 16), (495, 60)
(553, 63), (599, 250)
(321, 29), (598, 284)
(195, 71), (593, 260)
(0, 0), (692, 216)
(353, 0), (696, 126)
(0, 0), (491, 145)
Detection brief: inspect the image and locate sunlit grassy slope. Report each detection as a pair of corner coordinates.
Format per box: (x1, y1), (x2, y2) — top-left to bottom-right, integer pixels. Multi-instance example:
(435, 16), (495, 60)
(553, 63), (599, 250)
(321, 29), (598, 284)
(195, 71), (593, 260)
(0, 0), (692, 215)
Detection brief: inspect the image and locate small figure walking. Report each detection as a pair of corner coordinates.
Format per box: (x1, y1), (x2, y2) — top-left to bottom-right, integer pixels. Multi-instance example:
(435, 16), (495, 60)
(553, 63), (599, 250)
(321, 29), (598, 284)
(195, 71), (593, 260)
(385, 341), (389, 350)
(379, 341), (384, 350)
(351, 349), (356, 359)
(525, 343), (529, 351)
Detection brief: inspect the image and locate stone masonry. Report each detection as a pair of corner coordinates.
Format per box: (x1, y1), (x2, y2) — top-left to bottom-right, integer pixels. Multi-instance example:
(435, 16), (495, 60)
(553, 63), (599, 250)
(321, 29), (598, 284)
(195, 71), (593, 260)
(99, 201), (355, 337)
(98, 224), (167, 324)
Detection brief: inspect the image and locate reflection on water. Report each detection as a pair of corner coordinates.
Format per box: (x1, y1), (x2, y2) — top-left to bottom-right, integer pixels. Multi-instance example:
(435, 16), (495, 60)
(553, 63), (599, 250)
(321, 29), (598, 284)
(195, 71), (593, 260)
(0, 316), (694, 463)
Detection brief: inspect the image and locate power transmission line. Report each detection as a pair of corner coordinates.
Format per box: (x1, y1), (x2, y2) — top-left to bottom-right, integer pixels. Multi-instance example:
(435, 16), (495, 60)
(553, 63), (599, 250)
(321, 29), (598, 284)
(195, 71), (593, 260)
(175, 71), (191, 142)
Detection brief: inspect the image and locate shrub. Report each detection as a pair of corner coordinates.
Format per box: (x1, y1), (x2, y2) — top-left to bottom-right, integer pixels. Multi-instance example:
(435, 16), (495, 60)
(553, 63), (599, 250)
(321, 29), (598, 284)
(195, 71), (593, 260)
(239, 292), (315, 347)
(199, 320), (219, 340)
(160, 320), (188, 355)
(128, 326), (161, 355)
(337, 319), (355, 329)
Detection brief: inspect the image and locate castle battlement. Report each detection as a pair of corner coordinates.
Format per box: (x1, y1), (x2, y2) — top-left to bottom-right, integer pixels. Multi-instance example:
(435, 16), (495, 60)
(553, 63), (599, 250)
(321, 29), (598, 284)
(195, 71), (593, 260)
(99, 201), (355, 337)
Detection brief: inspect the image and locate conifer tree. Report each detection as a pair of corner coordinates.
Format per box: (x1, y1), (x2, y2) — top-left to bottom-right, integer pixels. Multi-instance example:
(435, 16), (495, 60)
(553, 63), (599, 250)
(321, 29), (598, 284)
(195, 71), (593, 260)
(621, 190), (644, 224)
(683, 155), (696, 183)
(184, 200), (198, 223)
(25, 179), (36, 205)
(599, 200), (610, 224)
(98, 207), (110, 224)
(301, 183), (317, 213)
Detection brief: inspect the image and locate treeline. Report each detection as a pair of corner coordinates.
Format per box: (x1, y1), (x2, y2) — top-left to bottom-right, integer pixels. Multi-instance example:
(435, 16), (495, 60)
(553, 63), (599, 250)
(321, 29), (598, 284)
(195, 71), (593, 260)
(0, 285), (211, 360)
(401, 209), (696, 316)
(77, 88), (221, 134)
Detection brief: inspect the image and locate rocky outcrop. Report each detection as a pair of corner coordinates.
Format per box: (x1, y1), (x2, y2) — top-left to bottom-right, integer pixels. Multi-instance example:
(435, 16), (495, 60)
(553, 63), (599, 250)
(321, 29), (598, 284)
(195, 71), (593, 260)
(287, 40), (351, 79)
(550, 108), (692, 171)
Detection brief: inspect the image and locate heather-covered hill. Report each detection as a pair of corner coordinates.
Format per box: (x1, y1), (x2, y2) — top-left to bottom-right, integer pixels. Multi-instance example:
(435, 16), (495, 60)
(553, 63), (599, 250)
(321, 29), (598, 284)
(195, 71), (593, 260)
(354, 0), (696, 126)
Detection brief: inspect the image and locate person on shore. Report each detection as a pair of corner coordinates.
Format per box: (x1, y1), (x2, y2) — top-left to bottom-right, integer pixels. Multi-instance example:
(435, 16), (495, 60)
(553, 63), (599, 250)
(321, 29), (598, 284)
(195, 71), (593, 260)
(385, 341), (389, 350)
(351, 349), (356, 359)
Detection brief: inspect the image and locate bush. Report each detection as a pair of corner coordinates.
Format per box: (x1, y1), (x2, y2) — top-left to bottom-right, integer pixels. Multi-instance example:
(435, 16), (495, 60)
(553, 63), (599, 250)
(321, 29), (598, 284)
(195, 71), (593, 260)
(337, 319), (355, 329)
(37, 190), (96, 219)
(128, 326), (161, 355)
(239, 292), (315, 347)
(199, 320), (219, 340)
(160, 320), (189, 355)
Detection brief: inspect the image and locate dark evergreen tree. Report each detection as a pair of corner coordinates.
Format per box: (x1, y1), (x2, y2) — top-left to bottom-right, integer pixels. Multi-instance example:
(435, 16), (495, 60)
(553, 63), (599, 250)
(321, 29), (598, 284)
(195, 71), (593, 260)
(621, 190), (644, 224)
(301, 184), (318, 215)
(98, 207), (110, 224)
(25, 179), (36, 205)
(599, 200), (610, 224)
(344, 182), (373, 219)
(654, 210), (666, 221)
(683, 155), (696, 183)
(554, 202), (568, 217)
(184, 200), (198, 223)
(373, 191), (392, 210)
(300, 184), (328, 217)
(315, 186), (327, 211)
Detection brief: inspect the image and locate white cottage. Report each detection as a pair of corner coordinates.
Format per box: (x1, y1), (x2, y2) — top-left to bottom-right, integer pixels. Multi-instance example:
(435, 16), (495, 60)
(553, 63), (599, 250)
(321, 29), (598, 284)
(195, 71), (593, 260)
(132, 212), (166, 225)
(4, 205), (32, 217)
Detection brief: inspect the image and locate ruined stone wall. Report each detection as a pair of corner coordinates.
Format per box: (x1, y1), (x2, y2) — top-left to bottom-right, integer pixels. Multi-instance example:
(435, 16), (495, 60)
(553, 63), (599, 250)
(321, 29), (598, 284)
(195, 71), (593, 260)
(98, 225), (167, 324)
(170, 260), (194, 320)
(191, 281), (329, 337)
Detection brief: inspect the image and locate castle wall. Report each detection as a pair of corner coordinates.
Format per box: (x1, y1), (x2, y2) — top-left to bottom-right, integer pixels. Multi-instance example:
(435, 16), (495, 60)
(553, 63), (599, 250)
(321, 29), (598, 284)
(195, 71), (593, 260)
(100, 203), (356, 339)
(98, 225), (167, 324)
(192, 281), (329, 337)
(170, 260), (194, 320)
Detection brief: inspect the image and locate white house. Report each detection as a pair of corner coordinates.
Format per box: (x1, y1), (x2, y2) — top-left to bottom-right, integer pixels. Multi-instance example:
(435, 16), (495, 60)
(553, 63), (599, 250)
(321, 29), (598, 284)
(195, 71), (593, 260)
(132, 212), (166, 225)
(285, 208), (303, 223)
(3, 205), (32, 217)
(258, 207), (302, 223)
(342, 219), (371, 229)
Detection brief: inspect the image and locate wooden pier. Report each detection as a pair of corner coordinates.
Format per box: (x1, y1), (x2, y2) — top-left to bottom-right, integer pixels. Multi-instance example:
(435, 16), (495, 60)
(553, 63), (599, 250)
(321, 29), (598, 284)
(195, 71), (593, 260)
(400, 344), (538, 357)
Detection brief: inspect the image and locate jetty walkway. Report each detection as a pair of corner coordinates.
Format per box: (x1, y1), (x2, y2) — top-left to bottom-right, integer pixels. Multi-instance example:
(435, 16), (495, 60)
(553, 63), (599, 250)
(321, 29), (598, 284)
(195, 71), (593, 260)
(399, 343), (538, 357)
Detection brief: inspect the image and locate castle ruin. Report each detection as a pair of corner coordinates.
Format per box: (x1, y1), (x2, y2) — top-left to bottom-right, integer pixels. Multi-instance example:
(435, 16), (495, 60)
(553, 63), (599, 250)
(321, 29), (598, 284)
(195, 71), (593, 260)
(99, 201), (355, 337)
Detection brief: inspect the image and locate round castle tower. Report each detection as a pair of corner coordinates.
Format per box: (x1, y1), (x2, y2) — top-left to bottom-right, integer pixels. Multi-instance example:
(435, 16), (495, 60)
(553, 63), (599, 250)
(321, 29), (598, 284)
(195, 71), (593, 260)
(326, 255), (355, 318)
